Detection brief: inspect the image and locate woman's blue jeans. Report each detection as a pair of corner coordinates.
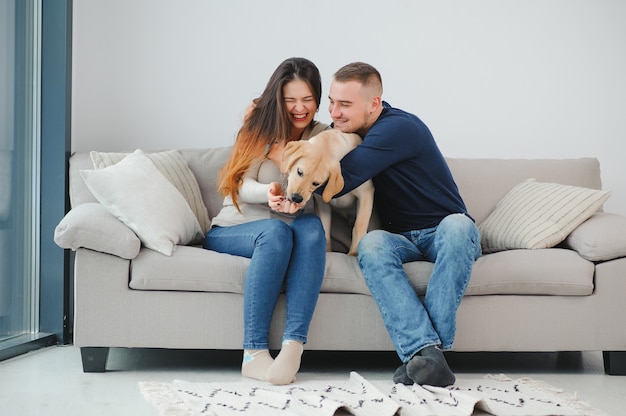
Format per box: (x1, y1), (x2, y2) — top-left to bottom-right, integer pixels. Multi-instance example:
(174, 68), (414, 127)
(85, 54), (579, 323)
(357, 213), (481, 363)
(203, 214), (326, 350)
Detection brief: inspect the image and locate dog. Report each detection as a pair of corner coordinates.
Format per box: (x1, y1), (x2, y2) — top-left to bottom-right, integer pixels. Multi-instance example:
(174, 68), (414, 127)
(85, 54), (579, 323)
(280, 129), (375, 256)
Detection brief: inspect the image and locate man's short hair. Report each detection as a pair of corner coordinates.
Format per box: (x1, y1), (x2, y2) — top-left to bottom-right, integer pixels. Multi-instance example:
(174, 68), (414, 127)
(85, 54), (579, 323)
(334, 62), (383, 95)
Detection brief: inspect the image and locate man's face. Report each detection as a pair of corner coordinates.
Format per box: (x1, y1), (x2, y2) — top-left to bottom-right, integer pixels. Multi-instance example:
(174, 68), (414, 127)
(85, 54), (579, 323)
(328, 80), (373, 135)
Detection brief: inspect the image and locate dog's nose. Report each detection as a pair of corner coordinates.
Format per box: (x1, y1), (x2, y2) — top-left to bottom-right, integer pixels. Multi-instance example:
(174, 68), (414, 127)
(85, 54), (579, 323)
(290, 194), (303, 204)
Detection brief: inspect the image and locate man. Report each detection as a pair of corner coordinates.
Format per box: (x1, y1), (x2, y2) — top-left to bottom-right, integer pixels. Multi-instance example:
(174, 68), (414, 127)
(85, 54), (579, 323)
(328, 62), (481, 387)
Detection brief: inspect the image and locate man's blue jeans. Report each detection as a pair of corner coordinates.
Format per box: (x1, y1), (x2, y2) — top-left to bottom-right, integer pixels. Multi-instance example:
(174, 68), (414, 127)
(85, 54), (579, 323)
(204, 214), (326, 350)
(357, 213), (481, 363)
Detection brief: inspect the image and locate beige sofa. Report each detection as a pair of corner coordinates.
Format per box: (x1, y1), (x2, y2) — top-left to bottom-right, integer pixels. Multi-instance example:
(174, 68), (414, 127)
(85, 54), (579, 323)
(54, 146), (626, 374)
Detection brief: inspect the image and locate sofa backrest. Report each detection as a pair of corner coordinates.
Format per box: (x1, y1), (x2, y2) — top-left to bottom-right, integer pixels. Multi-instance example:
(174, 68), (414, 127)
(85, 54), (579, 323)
(68, 147), (233, 222)
(447, 157), (602, 225)
(178, 147), (232, 220)
(69, 149), (603, 227)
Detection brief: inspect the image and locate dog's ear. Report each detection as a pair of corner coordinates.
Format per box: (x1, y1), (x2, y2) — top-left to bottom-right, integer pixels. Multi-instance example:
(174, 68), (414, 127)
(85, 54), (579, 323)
(322, 162), (345, 203)
(281, 141), (306, 174)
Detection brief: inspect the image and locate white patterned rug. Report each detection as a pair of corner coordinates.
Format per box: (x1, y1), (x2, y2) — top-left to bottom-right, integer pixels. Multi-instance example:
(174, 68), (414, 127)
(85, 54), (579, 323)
(139, 372), (606, 416)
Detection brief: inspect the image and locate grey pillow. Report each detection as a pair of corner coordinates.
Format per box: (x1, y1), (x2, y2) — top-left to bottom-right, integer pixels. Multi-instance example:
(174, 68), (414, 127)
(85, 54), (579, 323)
(54, 202), (141, 259)
(565, 213), (626, 261)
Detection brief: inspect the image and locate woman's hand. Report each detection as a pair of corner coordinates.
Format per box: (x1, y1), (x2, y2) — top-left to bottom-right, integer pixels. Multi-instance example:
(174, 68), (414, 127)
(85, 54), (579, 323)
(268, 182), (300, 214)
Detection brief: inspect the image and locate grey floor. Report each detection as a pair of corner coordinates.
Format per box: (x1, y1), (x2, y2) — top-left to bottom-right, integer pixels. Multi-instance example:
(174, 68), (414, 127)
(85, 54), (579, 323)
(0, 345), (624, 415)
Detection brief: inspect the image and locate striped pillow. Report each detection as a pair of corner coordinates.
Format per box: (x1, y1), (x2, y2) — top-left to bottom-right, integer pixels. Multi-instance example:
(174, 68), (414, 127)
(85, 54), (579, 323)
(90, 150), (211, 238)
(479, 179), (611, 252)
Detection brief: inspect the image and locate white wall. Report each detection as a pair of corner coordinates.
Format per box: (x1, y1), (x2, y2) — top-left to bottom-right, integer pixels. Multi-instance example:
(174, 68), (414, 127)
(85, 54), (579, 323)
(72, 0), (626, 214)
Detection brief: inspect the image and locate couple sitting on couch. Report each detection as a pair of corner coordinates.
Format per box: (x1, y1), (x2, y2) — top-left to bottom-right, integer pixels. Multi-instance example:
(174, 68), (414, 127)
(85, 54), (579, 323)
(205, 57), (481, 387)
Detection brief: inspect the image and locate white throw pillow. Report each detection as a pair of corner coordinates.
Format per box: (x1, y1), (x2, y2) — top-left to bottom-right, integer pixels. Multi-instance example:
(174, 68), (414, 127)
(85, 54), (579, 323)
(90, 149), (211, 235)
(80, 149), (203, 256)
(479, 179), (611, 252)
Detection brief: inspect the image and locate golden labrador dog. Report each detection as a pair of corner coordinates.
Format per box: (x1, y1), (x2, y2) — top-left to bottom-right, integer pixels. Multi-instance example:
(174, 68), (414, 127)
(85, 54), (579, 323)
(281, 129), (375, 255)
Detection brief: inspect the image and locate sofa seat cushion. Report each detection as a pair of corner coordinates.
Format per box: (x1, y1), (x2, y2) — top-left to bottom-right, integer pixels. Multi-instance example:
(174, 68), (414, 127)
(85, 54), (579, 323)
(326, 247), (594, 296)
(129, 245), (249, 293)
(129, 246), (594, 297)
(465, 248), (594, 296)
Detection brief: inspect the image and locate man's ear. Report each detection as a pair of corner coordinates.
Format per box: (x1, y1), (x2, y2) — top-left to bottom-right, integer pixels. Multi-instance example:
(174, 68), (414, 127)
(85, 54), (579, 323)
(322, 162), (345, 203)
(281, 141), (305, 174)
(370, 95), (382, 114)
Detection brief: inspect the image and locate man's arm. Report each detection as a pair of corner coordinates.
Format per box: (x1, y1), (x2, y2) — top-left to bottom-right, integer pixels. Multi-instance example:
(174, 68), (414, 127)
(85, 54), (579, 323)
(335, 120), (422, 197)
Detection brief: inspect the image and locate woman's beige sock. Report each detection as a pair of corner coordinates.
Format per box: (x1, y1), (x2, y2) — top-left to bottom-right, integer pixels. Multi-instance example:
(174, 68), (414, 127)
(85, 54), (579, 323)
(241, 349), (274, 381)
(266, 340), (303, 385)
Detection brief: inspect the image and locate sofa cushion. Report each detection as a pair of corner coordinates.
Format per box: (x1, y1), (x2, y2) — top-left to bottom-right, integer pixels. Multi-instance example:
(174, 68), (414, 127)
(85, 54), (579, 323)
(465, 248), (594, 296)
(69, 152), (100, 207)
(130, 245), (249, 292)
(130, 249), (376, 295)
(479, 179), (611, 252)
(80, 149), (203, 256)
(178, 147), (232, 220)
(130, 246), (594, 297)
(91, 149), (211, 235)
(447, 157), (602, 226)
(54, 202), (141, 259)
(565, 212), (626, 261)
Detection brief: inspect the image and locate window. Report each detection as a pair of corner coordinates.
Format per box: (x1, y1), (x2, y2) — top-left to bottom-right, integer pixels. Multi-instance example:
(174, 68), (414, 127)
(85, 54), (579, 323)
(0, 0), (69, 359)
(0, 0), (40, 344)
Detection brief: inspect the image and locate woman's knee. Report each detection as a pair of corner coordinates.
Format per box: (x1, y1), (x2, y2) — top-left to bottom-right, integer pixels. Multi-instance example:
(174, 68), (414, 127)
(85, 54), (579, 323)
(292, 214), (325, 246)
(258, 219), (293, 250)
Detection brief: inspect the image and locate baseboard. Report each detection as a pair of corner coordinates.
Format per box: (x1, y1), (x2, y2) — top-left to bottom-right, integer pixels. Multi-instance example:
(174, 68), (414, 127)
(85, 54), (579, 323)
(0, 333), (57, 362)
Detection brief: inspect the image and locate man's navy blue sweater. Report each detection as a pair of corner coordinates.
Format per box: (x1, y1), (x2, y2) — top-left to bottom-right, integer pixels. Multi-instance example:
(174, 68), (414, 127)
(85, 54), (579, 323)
(337, 102), (469, 233)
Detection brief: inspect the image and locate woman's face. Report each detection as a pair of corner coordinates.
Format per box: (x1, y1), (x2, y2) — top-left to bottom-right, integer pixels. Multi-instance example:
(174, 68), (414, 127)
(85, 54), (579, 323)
(282, 79), (317, 131)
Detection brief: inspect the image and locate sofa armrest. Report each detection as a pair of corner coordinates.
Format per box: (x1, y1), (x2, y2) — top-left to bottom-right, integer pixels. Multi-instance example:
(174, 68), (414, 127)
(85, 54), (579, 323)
(54, 202), (141, 260)
(565, 212), (626, 261)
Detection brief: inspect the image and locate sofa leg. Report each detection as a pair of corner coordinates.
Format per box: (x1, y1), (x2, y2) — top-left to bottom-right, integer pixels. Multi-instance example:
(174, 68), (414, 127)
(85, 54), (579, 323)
(603, 351), (626, 375)
(80, 347), (109, 373)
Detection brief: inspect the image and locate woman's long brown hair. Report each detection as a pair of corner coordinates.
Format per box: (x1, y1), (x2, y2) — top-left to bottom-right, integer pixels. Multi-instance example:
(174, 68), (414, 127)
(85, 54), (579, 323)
(218, 57), (322, 211)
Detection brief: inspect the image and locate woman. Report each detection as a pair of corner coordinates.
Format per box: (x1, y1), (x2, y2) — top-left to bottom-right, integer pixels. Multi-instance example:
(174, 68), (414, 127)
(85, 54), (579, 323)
(204, 58), (328, 385)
